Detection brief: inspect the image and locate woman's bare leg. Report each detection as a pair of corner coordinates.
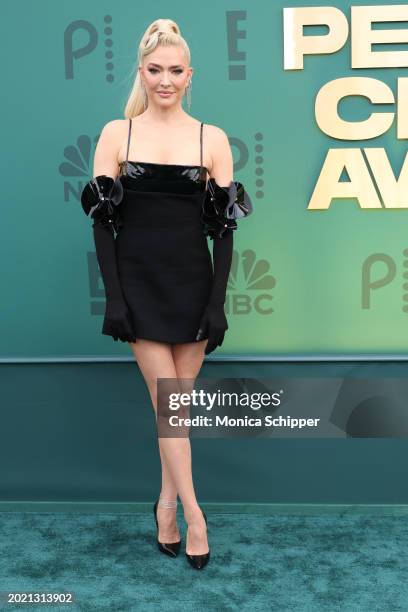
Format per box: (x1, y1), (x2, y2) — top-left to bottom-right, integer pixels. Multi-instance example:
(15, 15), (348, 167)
(129, 338), (181, 544)
(129, 336), (209, 555)
(170, 340), (209, 556)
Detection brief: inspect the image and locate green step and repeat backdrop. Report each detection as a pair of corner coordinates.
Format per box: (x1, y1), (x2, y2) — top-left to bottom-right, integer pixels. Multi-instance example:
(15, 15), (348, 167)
(2, 0), (408, 359)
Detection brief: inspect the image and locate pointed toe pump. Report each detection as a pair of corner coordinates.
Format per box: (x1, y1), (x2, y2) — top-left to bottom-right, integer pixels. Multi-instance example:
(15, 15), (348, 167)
(153, 498), (181, 557)
(185, 507), (210, 570)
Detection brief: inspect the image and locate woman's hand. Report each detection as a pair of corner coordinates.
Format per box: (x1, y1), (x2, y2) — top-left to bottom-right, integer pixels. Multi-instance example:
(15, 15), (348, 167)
(196, 302), (228, 354)
(103, 297), (137, 342)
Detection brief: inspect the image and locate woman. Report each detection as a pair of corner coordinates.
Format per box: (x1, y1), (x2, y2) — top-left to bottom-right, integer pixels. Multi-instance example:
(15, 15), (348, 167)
(80, 18), (253, 570)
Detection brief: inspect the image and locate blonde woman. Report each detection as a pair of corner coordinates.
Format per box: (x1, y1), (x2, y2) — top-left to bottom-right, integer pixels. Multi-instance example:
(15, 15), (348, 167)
(81, 18), (253, 570)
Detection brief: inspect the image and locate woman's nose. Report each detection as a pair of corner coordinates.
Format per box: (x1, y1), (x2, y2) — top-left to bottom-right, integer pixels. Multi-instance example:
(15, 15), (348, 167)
(160, 73), (171, 85)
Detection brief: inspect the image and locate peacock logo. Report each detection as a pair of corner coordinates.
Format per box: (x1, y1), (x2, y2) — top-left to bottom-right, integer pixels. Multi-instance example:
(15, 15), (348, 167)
(59, 134), (100, 205)
(59, 134), (97, 180)
(225, 249), (276, 315)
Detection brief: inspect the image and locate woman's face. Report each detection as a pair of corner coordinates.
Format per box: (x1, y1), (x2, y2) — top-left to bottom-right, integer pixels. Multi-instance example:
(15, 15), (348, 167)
(139, 45), (192, 108)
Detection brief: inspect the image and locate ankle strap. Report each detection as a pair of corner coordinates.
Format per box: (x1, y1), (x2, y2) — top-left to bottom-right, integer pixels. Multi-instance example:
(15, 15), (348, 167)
(159, 497), (178, 508)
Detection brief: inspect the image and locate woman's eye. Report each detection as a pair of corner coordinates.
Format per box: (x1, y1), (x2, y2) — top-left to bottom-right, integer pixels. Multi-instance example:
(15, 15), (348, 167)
(147, 68), (183, 74)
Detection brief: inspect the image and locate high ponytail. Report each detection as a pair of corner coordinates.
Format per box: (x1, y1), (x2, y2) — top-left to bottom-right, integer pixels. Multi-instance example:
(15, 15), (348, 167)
(123, 18), (191, 118)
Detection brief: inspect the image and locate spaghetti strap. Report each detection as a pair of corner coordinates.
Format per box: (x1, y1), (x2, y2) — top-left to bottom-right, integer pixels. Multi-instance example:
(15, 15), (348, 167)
(126, 118), (132, 164)
(200, 122), (204, 176)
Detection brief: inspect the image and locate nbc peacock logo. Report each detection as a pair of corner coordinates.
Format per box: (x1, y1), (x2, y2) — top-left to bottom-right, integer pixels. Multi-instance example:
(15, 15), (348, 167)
(59, 134), (97, 198)
(225, 249), (276, 315)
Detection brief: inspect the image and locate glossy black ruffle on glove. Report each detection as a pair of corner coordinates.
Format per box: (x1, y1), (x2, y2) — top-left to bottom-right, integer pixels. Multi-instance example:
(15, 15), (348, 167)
(81, 174), (124, 235)
(202, 179), (253, 240)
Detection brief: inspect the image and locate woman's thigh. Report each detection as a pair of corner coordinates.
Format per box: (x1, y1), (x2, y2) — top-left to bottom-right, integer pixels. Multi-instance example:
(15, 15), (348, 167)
(171, 339), (208, 381)
(170, 340), (208, 420)
(128, 338), (178, 411)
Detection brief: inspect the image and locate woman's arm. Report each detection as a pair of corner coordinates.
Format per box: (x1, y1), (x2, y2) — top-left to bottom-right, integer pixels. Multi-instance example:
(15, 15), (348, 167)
(93, 120), (122, 179)
(196, 127), (234, 354)
(207, 126), (234, 188)
(81, 121), (136, 342)
(206, 127), (234, 306)
(91, 121), (124, 302)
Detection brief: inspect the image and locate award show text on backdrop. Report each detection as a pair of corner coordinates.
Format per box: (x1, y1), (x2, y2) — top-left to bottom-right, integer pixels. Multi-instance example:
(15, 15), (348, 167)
(4, 2), (408, 358)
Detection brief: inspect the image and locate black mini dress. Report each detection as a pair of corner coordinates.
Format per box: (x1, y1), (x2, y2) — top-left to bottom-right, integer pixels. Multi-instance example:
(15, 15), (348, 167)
(113, 118), (213, 343)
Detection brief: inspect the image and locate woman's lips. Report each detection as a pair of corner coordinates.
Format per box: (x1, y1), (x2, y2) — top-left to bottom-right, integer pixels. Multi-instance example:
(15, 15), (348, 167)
(157, 91), (173, 97)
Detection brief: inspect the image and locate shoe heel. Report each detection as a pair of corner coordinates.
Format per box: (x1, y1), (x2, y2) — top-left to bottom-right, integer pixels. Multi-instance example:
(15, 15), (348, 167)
(185, 506), (210, 570)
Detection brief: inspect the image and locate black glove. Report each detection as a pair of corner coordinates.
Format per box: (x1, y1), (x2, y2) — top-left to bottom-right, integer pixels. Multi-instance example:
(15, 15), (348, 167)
(102, 296), (137, 343)
(196, 302), (229, 354)
(81, 175), (137, 343)
(92, 220), (137, 343)
(198, 177), (253, 353)
(196, 229), (233, 354)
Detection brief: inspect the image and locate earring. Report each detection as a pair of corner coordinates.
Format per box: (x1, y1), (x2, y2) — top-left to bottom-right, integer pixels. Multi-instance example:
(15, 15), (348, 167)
(141, 81), (148, 108)
(186, 79), (192, 111)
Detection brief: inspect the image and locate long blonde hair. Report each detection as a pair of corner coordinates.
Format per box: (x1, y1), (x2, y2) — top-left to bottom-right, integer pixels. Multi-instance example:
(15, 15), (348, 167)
(123, 18), (191, 119)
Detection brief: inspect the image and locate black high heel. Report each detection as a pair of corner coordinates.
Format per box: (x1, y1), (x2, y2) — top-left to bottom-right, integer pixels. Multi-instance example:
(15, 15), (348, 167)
(185, 507), (210, 570)
(153, 499), (181, 557)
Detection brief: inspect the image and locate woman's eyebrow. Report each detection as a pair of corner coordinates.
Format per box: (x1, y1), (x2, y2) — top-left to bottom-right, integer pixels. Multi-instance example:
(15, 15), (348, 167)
(147, 62), (184, 69)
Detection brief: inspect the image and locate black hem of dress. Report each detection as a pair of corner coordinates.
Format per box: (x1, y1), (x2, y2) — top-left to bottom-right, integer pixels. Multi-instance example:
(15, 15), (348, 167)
(102, 330), (209, 344)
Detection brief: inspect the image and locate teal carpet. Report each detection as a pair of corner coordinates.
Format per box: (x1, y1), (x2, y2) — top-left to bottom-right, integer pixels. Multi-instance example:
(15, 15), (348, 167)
(0, 510), (407, 611)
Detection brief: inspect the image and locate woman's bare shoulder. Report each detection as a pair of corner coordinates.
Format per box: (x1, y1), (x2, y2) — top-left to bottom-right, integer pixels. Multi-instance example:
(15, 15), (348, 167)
(100, 118), (128, 137)
(202, 123), (231, 158)
(203, 123), (229, 140)
(98, 119), (128, 156)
